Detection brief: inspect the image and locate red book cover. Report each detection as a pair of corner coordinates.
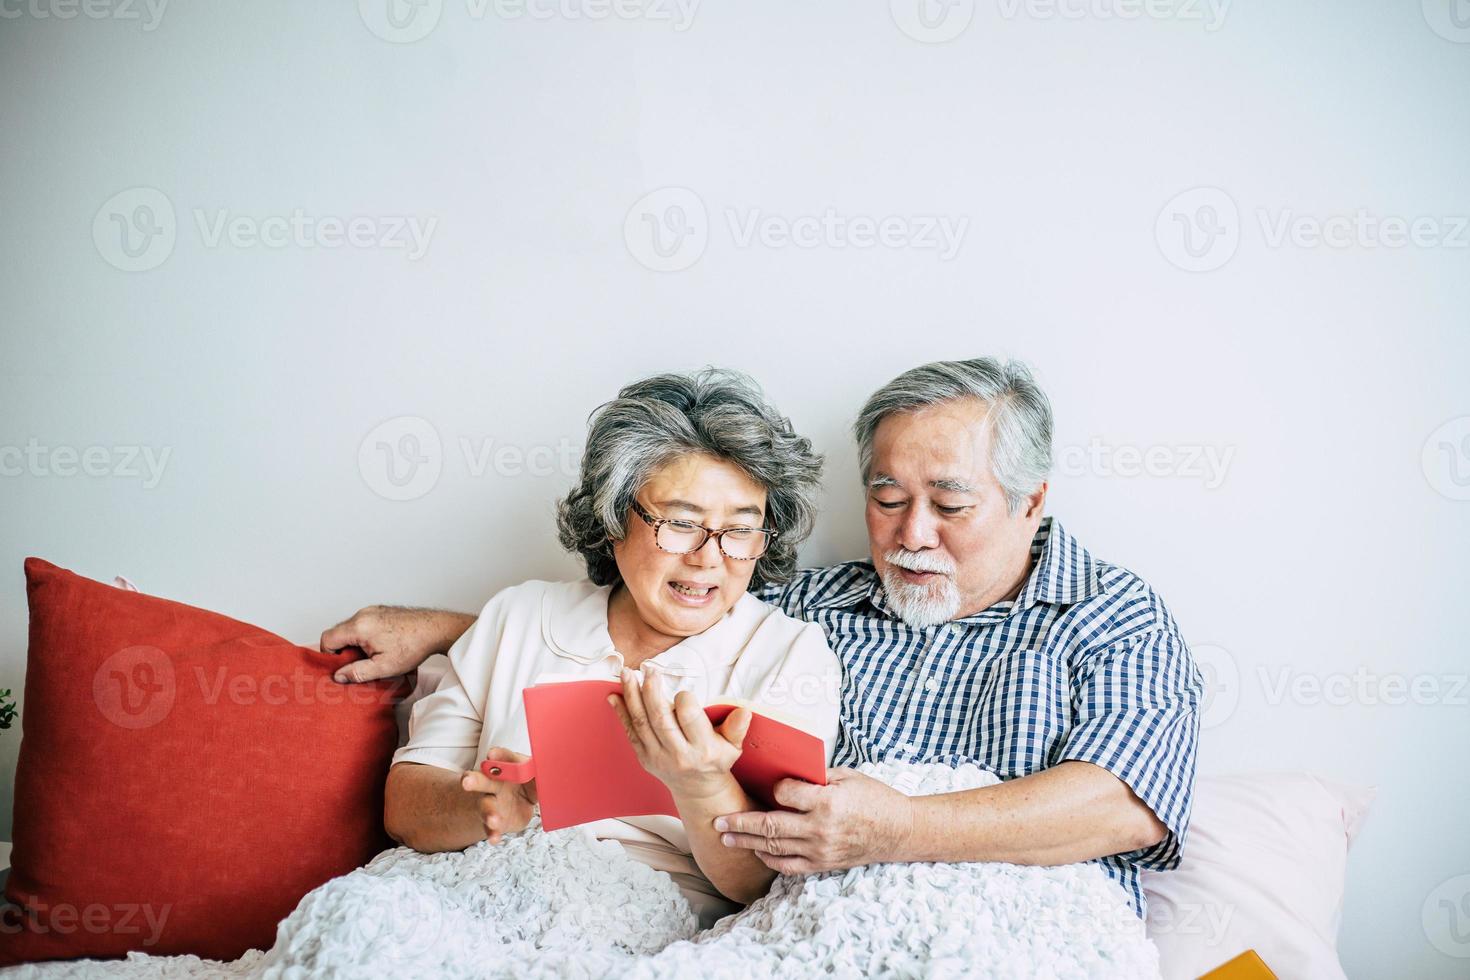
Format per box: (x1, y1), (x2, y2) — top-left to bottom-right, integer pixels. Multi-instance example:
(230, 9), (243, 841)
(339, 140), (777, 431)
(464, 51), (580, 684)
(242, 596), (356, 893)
(482, 679), (827, 831)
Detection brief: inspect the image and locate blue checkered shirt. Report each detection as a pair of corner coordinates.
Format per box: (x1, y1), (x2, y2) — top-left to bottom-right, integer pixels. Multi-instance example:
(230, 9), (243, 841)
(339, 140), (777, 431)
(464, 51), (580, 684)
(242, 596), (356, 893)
(758, 517), (1201, 916)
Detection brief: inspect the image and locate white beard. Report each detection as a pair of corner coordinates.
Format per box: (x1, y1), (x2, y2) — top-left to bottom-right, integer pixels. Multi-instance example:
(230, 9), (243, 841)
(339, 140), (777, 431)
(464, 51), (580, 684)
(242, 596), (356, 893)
(879, 565), (961, 628)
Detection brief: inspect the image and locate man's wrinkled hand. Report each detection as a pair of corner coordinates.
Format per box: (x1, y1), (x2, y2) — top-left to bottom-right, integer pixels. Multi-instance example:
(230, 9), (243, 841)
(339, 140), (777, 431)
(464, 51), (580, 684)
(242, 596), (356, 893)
(713, 768), (916, 875)
(321, 605), (468, 684)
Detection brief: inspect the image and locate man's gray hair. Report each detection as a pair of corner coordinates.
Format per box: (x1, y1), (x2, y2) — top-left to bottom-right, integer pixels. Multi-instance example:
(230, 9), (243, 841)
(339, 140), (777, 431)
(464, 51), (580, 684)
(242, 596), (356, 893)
(853, 358), (1053, 514)
(557, 368), (824, 591)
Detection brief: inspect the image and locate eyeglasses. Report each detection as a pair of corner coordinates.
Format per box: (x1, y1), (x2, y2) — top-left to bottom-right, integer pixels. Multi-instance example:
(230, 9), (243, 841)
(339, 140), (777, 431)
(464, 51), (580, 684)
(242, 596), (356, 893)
(630, 499), (777, 561)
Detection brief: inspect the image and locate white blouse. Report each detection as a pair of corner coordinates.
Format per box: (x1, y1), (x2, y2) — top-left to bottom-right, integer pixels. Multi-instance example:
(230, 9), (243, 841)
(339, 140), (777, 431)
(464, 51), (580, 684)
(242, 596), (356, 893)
(392, 578), (843, 926)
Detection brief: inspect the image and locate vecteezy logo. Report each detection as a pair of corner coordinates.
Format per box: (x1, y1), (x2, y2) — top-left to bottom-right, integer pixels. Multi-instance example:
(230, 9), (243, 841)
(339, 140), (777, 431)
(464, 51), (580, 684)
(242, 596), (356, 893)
(1155, 187), (1240, 272)
(93, 646), (176, 730)
(890, 0), (974, 43)
(1423, 874), (1470, 958)
(359, 0), (443, 43)
(1422, 416), (1470, 501)
(1192, 643), (1239, 730)
(1423, 0), (1470, 42)
(358, 416), (443, 501)
(623, 187), (708, 272)
(92, 187), (176, 272)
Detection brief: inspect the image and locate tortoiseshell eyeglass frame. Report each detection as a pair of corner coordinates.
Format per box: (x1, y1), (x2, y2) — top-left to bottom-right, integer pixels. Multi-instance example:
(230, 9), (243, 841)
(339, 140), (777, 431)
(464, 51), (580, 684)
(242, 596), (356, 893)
(628, 499), (777, 561)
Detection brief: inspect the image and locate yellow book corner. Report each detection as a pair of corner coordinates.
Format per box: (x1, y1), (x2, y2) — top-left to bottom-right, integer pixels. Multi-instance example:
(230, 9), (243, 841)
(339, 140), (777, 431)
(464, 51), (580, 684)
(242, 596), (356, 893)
(1198, 949), (1278, 980)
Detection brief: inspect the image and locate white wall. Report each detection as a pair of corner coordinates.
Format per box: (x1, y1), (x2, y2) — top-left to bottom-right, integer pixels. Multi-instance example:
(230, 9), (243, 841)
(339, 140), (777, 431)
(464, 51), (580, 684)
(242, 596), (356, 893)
(2, 1), (1467, 975)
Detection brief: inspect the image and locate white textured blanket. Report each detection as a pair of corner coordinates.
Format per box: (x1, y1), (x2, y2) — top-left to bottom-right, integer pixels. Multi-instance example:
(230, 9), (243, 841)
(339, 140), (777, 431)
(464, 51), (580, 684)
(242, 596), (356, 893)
(5, 763), (1159, 979)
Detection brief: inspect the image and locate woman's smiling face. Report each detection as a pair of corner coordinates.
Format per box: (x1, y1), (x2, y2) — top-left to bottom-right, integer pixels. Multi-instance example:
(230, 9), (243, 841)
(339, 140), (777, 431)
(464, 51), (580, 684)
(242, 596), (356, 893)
(611, 454), (768, 639)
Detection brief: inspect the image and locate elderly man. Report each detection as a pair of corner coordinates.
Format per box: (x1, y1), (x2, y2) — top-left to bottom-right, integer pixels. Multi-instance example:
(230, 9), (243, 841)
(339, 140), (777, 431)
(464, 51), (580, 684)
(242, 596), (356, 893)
(324, 357), (1201, 915)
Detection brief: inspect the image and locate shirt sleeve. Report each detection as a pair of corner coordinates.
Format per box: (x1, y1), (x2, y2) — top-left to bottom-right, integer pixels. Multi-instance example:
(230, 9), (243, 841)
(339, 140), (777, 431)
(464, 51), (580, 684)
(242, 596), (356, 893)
(390, 595), (507, 774)
(752, 568), (815, 620)
(1056, 629), (1202, 870)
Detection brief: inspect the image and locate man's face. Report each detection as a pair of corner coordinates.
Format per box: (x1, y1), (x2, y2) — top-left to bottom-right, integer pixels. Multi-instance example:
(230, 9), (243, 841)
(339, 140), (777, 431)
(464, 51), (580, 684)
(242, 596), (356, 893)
(864, 398), (1046, 625)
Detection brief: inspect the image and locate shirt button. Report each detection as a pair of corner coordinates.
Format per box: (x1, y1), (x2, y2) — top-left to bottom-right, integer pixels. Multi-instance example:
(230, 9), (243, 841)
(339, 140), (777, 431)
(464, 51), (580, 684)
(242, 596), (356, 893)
(897, 741), (914, 753)
(924, 677), (938, 692)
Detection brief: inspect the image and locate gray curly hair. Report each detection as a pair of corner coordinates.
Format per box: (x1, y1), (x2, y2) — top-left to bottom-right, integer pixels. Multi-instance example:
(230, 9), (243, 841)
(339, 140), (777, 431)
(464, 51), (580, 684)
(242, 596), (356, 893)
(556, 369), (824, 591)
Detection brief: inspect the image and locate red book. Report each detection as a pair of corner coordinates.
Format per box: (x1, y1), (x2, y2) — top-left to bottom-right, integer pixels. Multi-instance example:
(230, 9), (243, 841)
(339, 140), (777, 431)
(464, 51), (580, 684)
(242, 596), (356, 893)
(481, 678), (827, 831)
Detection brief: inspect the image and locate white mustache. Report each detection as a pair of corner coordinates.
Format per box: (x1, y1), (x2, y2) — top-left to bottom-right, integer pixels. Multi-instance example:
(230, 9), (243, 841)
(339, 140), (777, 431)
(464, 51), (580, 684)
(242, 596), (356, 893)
(884, 549), (955, 576)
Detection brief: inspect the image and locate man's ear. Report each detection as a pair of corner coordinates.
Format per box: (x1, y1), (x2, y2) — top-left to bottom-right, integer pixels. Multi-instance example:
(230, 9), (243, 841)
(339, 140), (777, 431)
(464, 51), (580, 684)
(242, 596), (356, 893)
(1023, 482), (1048, 520)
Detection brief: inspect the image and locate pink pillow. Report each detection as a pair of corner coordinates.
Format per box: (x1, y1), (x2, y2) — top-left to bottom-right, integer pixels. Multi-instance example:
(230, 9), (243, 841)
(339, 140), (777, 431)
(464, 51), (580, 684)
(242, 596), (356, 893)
(1142, 771), (1374, 980)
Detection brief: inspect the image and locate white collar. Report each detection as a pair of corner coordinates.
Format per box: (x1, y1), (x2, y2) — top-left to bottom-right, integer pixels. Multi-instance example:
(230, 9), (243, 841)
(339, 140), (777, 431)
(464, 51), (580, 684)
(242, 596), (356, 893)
(540, 579), (758, 677)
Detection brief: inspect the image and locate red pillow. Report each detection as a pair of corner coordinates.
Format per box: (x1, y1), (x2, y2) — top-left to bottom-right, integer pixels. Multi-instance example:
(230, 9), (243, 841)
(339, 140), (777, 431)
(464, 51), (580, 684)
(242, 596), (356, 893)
(0, 558), (409, 965)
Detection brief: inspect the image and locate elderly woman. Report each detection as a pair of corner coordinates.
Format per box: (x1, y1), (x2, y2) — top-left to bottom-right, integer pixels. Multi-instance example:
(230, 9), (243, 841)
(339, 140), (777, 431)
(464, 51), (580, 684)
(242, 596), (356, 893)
(382, 368), (839, 928)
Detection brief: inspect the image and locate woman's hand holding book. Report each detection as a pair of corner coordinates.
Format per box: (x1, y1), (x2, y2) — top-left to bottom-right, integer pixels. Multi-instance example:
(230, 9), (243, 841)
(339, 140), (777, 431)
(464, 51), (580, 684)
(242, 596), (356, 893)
(461, 747), (538, 844)
(609, 667), (754, 803)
